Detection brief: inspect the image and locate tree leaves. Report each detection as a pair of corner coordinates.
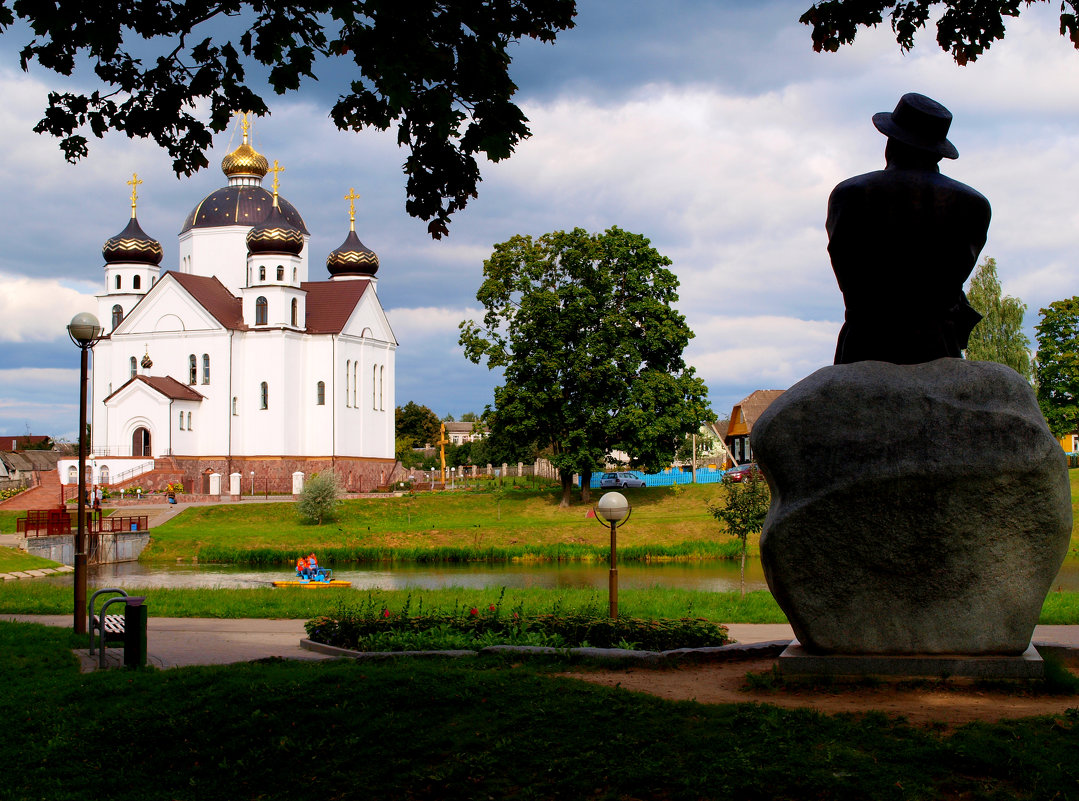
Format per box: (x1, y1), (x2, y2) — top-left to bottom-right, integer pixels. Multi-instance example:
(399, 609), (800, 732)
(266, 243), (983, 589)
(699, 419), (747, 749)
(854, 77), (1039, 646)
(1035, 296), (1079, 439)
(964, 257), (1032, 382)
(6, 0), (577, 237)
(800, 0), (1079, 65)
(459, 226), (711, 507)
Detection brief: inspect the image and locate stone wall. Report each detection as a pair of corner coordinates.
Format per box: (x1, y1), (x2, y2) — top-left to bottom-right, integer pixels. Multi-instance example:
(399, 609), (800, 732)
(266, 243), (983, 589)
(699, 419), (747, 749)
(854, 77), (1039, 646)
(170, 456), (403, 495)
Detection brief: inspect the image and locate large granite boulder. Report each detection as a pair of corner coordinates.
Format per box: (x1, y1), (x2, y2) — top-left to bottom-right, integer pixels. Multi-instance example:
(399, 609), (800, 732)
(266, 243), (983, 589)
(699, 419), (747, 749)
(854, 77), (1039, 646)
(752, 359), (1071, 655)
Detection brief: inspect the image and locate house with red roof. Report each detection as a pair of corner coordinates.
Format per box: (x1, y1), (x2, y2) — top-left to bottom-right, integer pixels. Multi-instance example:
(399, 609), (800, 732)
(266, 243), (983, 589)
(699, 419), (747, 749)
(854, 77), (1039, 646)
(81, 121), (398, 493)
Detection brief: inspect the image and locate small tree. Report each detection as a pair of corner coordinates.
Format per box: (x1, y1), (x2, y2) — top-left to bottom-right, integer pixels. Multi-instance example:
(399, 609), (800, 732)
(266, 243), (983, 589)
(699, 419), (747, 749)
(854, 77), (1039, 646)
(707, 471), (771, 598)
(297, 470), (342, 526)
(965, 257), (1032, 381)
(1035, 296), (1079, 438)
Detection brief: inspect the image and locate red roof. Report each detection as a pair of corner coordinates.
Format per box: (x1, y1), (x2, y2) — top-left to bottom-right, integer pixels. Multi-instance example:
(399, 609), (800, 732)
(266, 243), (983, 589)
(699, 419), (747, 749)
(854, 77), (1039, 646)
(103, 375), (206, 404)
(169, 271), (246, 330)
(302, 280), (369, 334)
(0, 435), (51, 450)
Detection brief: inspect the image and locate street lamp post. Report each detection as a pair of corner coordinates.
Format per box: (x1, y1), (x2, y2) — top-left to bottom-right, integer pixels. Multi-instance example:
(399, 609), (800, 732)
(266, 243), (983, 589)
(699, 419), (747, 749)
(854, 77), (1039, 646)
(68, 312), (103, 635)
(594, 492), (632, 618)
(250, 471), (255, 498)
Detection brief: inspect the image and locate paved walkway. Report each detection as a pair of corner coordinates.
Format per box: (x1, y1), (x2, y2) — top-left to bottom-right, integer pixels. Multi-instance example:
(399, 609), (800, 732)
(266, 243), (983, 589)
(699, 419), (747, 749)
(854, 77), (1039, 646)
(5, 615), (1079, 672)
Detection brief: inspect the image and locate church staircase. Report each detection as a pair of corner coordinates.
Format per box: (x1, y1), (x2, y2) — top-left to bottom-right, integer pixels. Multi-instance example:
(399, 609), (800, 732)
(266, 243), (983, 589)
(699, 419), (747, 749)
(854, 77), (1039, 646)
(109, 457), (184, 493)
(0, 468), (63, 511)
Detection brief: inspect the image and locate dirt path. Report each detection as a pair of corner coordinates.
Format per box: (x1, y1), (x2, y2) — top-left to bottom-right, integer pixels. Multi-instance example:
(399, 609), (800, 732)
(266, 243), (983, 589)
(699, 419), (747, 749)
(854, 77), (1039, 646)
(562, 653), (1079, 728)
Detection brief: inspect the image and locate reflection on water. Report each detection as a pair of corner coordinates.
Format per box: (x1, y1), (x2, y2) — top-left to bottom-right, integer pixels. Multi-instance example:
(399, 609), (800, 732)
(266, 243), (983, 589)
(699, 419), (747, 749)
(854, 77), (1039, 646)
(67, 558), (1079, 594)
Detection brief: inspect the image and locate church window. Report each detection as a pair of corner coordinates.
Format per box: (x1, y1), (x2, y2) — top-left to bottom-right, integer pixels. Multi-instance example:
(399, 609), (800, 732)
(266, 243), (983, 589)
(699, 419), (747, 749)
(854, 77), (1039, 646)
(100, 466), (110, 484)
(232, 397), (238, 416)
(188, 354), (197, 385)
(179, 411), (184, 430)
(115, 275), (122, 290)
(292, 267), (297, 283)
(187, 412), (193, 429)
(317, 381), (325, 405)
(291, 298), (298, 327)
(259, 265), (266, 282)
(379, 365), (385, 410)
(67, 466), (77, 483)
(260, 382), (268, 409)
(202, 354), (210, 384)
(352, 362), (357, 407)
(111, 305), (123, 330)
(372, 365), (378, 409)
(247, 267), (251, 285)
(256, 296), (267, 325)
(133, 275), (141, 290)
(129, 356), (137, 378)
(151, 275), (156, 286)
(277, 265), (284, 281)
(345, 361), (351, 407)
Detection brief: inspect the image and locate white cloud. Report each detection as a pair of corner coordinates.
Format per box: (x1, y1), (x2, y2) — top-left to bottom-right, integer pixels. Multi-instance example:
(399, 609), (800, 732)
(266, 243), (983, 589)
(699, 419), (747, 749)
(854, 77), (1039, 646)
(0, 273), (98, 342)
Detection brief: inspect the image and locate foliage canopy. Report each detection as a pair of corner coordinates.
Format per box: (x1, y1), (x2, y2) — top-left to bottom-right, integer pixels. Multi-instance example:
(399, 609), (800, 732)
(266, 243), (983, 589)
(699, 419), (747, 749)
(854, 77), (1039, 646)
(296, 470), (342, 525)
(459, 226), (711, 506)
(2, 0), (577, 238)
(1035, 296), (1079, 439)
(964, 257), (1032, 381)
(800, 0), (1079, 65)
(707, 471), (771, 598)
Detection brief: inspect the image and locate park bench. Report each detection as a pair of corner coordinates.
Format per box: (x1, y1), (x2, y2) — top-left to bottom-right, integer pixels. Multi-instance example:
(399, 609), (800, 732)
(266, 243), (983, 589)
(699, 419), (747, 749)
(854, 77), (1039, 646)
(89, 588), (147, 669)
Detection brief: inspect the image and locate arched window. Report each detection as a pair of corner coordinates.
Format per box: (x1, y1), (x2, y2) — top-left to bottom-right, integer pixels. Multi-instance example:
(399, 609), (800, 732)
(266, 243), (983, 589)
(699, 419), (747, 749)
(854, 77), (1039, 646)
(133, 275), (141, 290)
(67, 465), (77, 483)
(292, 267), (297, 283)
(129, 356), (137, 378)
(188, 354), (197, 384)
(379, 365), (385, 410)
(232, 396), (238, 416)
(115, 275), (122, 290)
(259, 265), (266, 282)
(345, 361), (351, 407)
(247, 267), (252, 285)
(317, 381), (325, 405)
(99, 466), (110, 485)
(352, 362), (357, 407)
(260, 382), (268, 409)
(111, 304), (123, 330)
(179, 411), (184, 430)
(276, 265), (284, 281)
(187, 412), (193, 429)
(291, 298), (298, 327)
(202, 354), (210, 384)
(372, 365), (378, 409)
(255, 296), (267, 325)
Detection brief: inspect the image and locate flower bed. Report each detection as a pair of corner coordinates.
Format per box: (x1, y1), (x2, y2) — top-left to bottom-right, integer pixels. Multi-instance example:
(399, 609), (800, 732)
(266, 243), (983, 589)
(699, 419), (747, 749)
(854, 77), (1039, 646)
(305, 591), (730, 652)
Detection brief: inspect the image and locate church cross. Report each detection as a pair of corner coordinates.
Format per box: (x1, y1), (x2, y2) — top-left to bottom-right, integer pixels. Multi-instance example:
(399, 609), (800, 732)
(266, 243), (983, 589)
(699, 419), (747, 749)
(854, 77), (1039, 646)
(267, 160), (284, 207)
(344, 187), (361, 231)
(127, 173), (143, 218)
(241, 112), (250, 143)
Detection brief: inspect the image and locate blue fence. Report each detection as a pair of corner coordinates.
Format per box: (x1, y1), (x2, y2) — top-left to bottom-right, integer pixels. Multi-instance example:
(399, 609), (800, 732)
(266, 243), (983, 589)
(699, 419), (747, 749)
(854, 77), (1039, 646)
(584, 467), (730, 489)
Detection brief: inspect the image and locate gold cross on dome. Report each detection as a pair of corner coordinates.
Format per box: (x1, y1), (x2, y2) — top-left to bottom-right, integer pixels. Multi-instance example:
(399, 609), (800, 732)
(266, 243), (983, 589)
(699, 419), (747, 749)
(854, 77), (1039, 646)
(241, 112), (251, 143)
(344, 188), (360, 231)
(267, 160), (284, 207)
(126, 173), (143, 218)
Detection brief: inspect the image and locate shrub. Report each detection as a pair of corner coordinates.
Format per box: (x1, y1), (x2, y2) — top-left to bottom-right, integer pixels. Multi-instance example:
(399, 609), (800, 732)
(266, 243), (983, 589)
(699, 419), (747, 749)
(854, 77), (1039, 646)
(297, 470), (342, 525)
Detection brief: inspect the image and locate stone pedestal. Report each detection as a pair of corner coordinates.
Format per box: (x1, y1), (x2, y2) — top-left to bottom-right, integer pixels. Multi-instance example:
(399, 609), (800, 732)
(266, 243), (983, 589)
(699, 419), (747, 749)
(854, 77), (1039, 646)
(753, 359), (1072, 656)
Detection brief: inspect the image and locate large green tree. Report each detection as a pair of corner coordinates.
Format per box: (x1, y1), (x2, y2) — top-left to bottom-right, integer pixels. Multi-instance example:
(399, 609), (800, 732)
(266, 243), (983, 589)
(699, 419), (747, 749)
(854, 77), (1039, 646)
(964, 257), (1032, 381)
(395, 401), (441, 449)
(2, 0), (576, 238)
(800, 1), (1079, 64)
(459, 226), (711, 507)
(1035, 297), (1079, 439)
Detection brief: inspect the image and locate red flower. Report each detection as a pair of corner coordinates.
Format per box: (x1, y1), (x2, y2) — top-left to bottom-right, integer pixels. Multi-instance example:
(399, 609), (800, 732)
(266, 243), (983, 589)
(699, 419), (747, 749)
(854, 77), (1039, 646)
(489, 605), (496, 612)
(382, 609), (391, 618)
(469, 607), (478, 616)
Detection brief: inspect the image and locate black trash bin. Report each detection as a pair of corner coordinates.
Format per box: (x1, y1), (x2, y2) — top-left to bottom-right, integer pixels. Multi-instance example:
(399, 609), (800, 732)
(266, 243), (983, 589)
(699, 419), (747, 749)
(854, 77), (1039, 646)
(123, 597), (148, 668)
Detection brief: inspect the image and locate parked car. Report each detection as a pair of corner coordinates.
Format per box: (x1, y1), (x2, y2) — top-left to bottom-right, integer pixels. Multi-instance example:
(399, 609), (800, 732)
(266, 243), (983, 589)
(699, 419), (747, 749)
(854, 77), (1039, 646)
(724, 463), (762, 483)
(599, 471), (646, 489)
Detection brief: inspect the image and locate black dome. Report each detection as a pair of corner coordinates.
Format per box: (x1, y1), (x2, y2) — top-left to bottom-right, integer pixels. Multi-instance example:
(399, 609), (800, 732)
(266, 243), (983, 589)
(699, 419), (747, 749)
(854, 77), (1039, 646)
(103, 216), (163, 265)
(327, 230), (379, 276)
(181, 186), (308, 234)
(246, 204), (305, 256)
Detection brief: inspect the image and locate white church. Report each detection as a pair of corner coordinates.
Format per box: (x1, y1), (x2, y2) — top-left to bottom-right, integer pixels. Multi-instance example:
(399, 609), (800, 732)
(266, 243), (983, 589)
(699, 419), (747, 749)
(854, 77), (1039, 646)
(84, 122), (400, 494)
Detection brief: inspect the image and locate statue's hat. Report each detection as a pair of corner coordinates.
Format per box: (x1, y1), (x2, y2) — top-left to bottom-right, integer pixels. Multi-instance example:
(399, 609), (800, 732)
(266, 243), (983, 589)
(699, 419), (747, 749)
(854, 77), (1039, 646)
(873, 93), (959, 159)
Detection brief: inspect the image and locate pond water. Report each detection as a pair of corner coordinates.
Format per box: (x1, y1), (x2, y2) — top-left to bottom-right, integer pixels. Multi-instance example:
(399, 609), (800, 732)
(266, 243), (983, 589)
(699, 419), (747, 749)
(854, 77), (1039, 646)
(67, 557), (1079, 595)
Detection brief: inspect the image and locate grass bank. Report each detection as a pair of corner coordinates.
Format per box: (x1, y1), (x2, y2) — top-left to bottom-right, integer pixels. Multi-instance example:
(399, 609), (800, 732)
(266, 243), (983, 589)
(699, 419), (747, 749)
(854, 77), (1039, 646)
(143, 483), (738, 563)
(0, 546), (62, 573)
(5, 621), (1079, 800)
(0, 581), (789, 622)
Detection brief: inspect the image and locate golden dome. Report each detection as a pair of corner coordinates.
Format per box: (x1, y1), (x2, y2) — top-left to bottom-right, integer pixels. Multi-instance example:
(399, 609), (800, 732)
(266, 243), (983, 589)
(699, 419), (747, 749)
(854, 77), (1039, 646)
(221, 142), (269, 178)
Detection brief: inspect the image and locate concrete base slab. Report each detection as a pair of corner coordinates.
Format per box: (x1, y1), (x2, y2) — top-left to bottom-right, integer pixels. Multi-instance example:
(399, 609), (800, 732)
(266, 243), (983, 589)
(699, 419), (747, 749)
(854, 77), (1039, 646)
(778, 640), (1045, 680)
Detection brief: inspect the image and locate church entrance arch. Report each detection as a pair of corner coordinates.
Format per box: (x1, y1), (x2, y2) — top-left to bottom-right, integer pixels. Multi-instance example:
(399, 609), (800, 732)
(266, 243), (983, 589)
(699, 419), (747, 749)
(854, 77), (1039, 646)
(132, 427), (152, 457)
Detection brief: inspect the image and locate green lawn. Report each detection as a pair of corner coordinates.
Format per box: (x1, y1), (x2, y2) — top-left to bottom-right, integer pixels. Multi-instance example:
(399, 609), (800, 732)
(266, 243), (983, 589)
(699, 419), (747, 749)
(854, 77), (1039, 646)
(143, 483), (735, 562)
(3, 620), (1079, 800)
(0, 545), (62, 573)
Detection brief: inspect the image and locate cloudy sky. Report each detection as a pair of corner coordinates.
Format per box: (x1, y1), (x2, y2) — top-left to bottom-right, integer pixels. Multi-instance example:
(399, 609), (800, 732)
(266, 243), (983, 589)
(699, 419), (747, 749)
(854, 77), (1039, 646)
(1, 0), (1078, 442)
